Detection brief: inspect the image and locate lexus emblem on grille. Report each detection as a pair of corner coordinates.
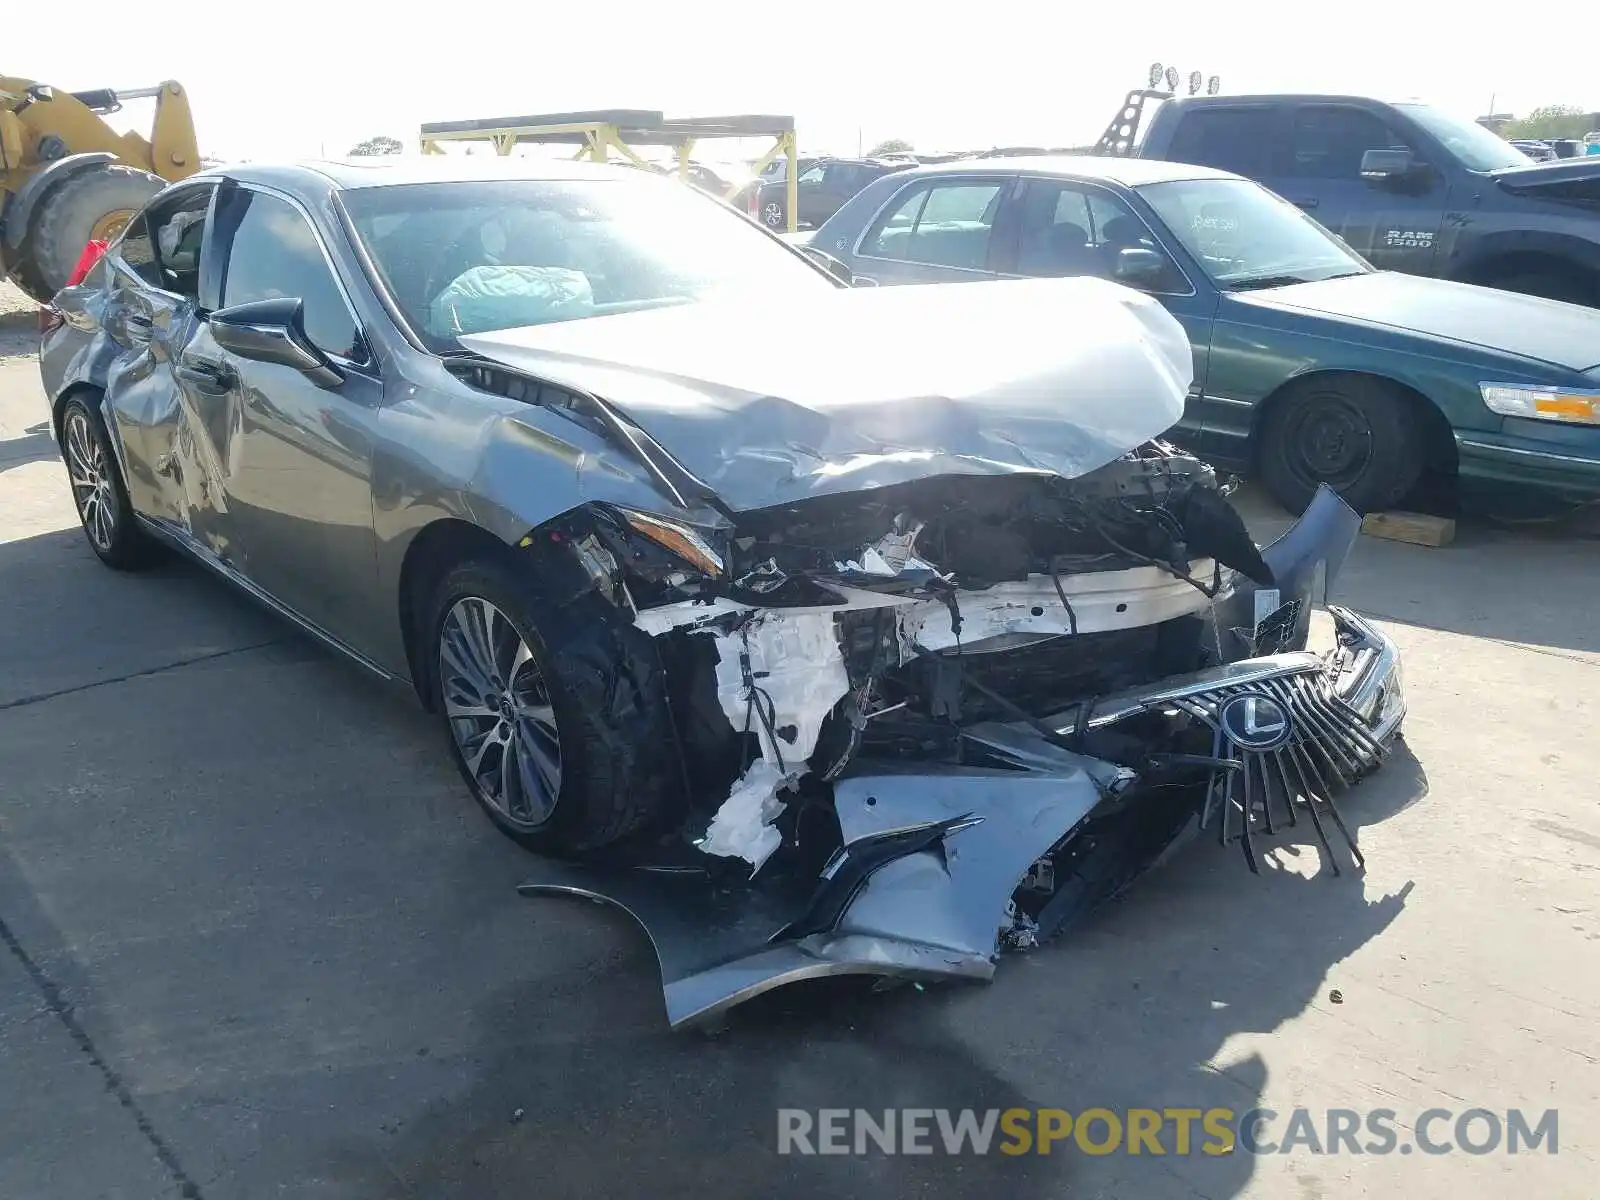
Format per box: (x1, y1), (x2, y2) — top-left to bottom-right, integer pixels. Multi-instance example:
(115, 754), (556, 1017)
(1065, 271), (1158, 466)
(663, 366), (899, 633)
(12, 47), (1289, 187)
(1218, 692), (1293, 751)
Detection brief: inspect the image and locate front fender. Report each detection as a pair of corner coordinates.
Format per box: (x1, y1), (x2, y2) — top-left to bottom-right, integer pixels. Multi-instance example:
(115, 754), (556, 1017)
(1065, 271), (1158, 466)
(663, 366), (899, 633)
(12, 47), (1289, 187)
(1, 152), (118, 250)
(1445, 228), (1600, 283)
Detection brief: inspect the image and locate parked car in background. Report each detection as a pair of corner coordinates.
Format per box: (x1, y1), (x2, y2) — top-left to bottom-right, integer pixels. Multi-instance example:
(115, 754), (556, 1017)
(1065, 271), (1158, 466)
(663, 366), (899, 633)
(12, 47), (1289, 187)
(1125, 94), (1600, 307)
(727, 154), (825, 216)
(1510, 140), (1557, 162)
(751, 156), (913, 229)
(808, 156), (1600, 516)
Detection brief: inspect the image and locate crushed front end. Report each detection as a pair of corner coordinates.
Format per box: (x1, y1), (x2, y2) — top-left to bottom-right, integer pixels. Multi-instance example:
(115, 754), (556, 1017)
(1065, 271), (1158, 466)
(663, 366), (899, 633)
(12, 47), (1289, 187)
(518, 446), (1405, 1028)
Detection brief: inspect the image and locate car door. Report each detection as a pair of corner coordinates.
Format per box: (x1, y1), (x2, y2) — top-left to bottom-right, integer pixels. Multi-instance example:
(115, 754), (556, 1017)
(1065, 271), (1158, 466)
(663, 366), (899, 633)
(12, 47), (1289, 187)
(194, 181), (385, 647)
(846, 175), (1015, 284)
(1271, 104), (1444, 274)
(96, 182), (244, 557)
(994, 175), (1218, 444)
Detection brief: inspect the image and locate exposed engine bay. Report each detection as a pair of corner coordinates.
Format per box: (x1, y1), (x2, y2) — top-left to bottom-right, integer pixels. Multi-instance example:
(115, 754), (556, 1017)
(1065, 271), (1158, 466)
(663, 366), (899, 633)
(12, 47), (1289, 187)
(626, 442), (1273, 864)
(517, 444), (1407, 1027)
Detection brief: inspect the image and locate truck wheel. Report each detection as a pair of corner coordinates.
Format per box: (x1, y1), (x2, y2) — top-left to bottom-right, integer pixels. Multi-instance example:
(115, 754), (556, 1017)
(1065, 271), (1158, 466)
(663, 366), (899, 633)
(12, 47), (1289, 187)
(761, 200), (786, 228)
(1489, 268), (1597, 307)
(13, 163), (163, 301)
(428, 557), (675, 855)
(1258, 376), (1423, 515)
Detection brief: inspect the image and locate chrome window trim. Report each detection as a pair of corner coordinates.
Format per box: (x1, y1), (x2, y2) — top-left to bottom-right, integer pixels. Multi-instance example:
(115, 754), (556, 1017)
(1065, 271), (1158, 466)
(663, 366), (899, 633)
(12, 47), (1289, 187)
(225, 181), (374, 370)
(850, 169), (1198, 297)
(1018, 173), (1198, 298)
(849, 174), (1016, 271)
(109, 179), (219, 304)
(331, 190), (430, 354)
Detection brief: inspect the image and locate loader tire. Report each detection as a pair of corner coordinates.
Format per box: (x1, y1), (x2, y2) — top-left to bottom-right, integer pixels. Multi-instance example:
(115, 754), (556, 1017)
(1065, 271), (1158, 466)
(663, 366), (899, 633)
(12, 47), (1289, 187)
(13, 164), (163, 301)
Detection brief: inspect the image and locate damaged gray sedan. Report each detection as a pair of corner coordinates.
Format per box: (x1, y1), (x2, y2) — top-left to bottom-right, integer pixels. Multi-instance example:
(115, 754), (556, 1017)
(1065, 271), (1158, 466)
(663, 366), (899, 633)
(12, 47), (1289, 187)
(40, 159), (1406, 1027)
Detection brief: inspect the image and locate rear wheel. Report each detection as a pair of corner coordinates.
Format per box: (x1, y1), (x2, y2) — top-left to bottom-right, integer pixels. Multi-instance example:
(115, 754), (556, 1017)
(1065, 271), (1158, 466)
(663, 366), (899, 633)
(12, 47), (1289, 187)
(1258, 376), (1423, 515)
(428, 558), (675, 854)
(13, 163), (163, 301)
(761, 199), (786, 228)
(59, 395), (154, 570)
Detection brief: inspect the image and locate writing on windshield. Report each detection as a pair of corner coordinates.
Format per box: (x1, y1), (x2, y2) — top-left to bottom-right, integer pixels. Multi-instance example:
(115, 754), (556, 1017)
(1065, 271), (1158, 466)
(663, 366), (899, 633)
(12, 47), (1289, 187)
(1137, 178), (1370, 288)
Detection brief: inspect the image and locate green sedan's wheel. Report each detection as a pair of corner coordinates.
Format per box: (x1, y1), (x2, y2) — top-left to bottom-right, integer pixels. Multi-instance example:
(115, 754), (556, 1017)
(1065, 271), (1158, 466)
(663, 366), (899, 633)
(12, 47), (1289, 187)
(1258, 376), (1423, 515)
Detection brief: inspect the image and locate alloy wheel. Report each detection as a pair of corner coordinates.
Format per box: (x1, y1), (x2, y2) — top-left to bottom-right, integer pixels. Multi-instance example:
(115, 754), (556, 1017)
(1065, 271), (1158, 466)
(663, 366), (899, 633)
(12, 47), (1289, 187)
(64, 410), (117, 552)
(439, 596), (563, 829)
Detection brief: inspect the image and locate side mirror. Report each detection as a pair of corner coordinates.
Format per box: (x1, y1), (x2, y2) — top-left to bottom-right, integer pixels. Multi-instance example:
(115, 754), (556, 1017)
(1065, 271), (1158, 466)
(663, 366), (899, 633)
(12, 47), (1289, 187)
(208, 297), (342, 388)
(1113, 246), (1170, 288)
(1360, 148), (1413, 180)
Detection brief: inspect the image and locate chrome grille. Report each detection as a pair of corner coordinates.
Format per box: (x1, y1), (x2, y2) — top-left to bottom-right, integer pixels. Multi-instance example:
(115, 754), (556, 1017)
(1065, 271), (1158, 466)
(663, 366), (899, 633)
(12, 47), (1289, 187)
(1169, 666), (1392, 875)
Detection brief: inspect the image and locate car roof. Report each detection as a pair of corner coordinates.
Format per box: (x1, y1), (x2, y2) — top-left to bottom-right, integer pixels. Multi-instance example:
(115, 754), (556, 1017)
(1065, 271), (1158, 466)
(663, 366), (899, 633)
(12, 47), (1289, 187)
(884, 154), (1238, 187)
(1163, 93), (1433, 108)
(190, 156), (646, 197)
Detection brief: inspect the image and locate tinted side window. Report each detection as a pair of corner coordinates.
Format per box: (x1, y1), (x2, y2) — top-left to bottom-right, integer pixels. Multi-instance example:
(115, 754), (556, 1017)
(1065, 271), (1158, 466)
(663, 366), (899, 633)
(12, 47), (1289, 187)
(1283, 106), (1410, 179)
(860, 181), (1004, 270)
(823, 163), (860, 189)
(114, 213), (163, 288)
(220, 191), (361, 359)
(1013, 181), (1181, 289)
(1164, 108), (1277, 178)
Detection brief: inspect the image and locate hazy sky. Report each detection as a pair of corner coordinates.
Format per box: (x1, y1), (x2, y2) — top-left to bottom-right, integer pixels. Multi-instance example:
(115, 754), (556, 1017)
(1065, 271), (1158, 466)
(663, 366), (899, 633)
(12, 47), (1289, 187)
(12, 0), (1595, 163)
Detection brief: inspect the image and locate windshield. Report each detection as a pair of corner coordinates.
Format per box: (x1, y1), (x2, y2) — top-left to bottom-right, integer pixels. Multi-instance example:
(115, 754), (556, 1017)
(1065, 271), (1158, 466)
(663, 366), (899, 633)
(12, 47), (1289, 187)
(341, 177), (831, 352)
(1136, 177), (1371, 289)
(1393, 104), (1529, 172)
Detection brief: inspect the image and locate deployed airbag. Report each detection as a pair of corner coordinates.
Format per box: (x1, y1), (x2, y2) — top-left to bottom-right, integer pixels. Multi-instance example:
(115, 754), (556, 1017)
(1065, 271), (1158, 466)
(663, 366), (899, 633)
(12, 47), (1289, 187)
(430, 266), (594, 337)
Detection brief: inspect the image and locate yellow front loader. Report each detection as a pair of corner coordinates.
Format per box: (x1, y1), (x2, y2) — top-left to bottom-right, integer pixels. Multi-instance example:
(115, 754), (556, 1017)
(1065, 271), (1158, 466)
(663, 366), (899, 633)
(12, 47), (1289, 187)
(1, 76), (199, 301)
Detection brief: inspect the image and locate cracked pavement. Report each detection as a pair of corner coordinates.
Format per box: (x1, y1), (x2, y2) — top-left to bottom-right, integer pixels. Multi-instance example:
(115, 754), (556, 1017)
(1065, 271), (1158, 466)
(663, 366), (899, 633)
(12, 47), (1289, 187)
(1, 290), (1597, 1197)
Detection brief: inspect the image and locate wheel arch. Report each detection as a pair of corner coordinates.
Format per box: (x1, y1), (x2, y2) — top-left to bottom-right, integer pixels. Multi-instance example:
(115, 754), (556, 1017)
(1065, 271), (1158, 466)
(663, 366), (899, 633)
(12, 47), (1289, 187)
(396, 517), (522, 709)
(1449, 231), (1600, 292)
(1251, 368), (1458, 480)
(51, 380), (104, 444)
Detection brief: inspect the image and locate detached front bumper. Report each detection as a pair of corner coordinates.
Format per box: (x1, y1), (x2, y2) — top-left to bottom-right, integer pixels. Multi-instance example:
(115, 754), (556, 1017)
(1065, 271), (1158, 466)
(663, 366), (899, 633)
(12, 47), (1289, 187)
(519, 607), (1405, 1028)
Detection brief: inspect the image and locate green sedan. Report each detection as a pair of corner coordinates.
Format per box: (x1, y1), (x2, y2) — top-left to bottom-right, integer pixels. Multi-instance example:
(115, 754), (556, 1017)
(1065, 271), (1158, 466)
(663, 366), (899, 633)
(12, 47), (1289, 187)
(806, 157), (1600, 514)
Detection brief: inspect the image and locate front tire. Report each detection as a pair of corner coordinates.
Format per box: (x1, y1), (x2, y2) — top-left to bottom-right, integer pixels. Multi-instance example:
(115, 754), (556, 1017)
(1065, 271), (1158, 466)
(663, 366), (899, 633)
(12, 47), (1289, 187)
(1257, 376), (1423, 515)
(59, 395), (154, 570)
(428, 558), (675, 855)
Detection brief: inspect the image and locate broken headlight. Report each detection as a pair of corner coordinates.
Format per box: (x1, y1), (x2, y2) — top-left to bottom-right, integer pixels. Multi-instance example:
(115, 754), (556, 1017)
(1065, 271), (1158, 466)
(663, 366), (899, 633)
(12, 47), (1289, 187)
(613, 508), (726, 579)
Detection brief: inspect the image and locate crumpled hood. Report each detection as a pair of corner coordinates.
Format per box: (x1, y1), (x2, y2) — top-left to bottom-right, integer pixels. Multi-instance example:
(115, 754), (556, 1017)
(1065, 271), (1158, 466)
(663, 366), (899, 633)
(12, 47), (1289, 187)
(1236, 271), (1600, 372)
(459, 276), (1193, 511)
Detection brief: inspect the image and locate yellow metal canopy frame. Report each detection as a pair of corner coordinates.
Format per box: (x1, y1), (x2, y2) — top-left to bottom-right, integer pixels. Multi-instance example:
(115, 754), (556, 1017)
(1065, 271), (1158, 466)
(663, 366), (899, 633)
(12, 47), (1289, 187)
(418, 109), (798, 231)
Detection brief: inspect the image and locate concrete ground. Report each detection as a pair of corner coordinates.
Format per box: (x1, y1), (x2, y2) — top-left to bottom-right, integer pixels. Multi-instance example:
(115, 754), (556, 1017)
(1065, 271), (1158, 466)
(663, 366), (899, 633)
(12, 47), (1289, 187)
(1, 284), (1596, 1198)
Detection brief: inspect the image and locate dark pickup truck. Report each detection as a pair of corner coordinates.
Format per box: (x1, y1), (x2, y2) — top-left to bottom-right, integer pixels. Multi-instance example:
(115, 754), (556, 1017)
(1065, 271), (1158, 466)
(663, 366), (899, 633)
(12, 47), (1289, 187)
(1104, 93), (1600, 306)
